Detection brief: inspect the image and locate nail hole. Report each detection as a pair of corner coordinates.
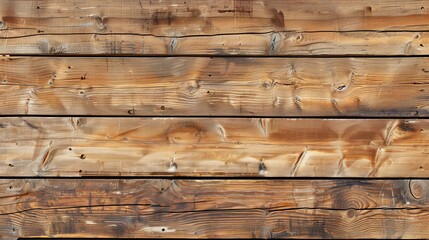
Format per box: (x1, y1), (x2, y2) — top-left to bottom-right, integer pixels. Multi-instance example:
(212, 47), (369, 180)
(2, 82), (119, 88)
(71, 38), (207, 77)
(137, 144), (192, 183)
(8, 164), (13, 167)
(419, 166), (424, 170)
(68, 66), (71, 69)
(68, 147), (72, 151)
(420, 44), (424, 47)
(208, 74), (212, 77)
(79, 169), (82, 173)
(259, 162), (267, 172)
(207, 91), (210, 93)
(337, 85), (347, 91)
(36, 6), (40, 9)
(128, 109), (135, 115)
(421, 129), (425, 132)
(79, 91), (84, 95)
(80, 154), (86, 159)
(160, 106), (165, 110)
(9, 186), (12, 189)
(160, 188), (165, 191)
(12, 228), (16, 232)
(162, 228), (165, 232)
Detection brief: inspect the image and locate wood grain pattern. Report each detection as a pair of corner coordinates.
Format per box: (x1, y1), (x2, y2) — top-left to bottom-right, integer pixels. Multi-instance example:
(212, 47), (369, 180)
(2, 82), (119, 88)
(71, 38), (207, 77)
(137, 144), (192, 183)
(1, 1), (429, 56)
(1, 32), (429, 55)
(1, 56), (428, 116)
(0, 179), (428, 238)
(1, 0), (429, 37)
(1, 1), (428, 239)
(1, 117), (428, 177)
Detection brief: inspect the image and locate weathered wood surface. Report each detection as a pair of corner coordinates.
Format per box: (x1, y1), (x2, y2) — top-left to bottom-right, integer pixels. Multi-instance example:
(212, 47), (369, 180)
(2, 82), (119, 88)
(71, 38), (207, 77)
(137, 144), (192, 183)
(0, 179), (428, 239)
(1, 56), (428, 116)
(1, 117), (428, 177)
(1, 0), (429, 37)
(1, 32), (429, 55)
(1, 0), (429, 55)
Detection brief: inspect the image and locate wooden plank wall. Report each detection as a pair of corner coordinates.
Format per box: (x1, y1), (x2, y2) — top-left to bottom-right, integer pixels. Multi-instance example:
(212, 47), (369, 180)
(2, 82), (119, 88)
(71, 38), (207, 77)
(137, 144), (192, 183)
(0, 0), (428, 238)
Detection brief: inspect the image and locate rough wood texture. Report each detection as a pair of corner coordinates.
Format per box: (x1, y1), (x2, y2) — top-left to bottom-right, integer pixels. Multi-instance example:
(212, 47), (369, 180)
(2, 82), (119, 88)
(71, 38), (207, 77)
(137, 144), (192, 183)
(1, 56), (428, 116)
(1, 0), (429, 55)
(1, 32), (429, 55)
(1, 117), (428, 177)
(1, 0), (429, 36)
(1, 1), (428, 238)
(0, 179), (428, 239)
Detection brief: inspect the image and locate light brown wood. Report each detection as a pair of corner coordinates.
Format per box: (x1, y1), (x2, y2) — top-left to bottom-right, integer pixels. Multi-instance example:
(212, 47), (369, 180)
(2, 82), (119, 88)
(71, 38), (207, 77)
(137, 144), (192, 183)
(1, 0), (429, 38)
(0, 56), (428, 116)
(0, 179), (428, 238)
(1, 1), (429, 55)
(1, 117), (428, 177)
(1, 1), (428, 239)
(1, 32), (429, 55)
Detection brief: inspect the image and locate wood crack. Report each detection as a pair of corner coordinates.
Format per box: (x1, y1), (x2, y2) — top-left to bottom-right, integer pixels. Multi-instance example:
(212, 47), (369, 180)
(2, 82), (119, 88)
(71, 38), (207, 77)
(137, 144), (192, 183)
(1, 204), (424, 217)
(3, 30), (429, 40)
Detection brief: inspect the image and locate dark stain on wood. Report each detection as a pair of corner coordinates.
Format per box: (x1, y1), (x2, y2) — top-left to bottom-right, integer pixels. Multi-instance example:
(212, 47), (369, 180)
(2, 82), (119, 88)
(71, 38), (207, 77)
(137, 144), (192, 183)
(1, 179), (428, 238)
(398, 120), (417, 132)
(219, 0), (253, 15)
(271, 9), (285, 28)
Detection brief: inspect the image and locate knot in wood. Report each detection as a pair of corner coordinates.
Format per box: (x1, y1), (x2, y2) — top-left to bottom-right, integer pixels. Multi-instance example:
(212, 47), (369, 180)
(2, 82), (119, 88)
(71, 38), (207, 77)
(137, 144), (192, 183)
(167, 125), (201, 144)
(185, 80), (200, 94)
(409, 180), (424, 199)
(261, 80), (273, 90)
(347, 209), (355, 218)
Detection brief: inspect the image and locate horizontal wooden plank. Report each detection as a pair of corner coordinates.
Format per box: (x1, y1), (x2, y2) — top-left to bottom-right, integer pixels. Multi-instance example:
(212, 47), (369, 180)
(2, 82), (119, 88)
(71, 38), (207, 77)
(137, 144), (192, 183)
(1, 32), (429, 55)
(1, 1), (429, 55)
(0, 179), (428, 238)
(1, 0), (429, 39)
(1, 117), (428, 177)
(0, 56), (428, 116)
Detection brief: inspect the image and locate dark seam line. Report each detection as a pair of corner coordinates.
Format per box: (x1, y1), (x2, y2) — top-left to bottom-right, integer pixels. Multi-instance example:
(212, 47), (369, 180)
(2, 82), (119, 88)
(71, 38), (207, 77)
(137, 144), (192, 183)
(2, 53), (429, 58)
(1, 29), (429, 39)
(0, 115), (427, 119)
(17, 238), (402, 240)
(1, 205), (425, 217)
(0, 176), (427, 180)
